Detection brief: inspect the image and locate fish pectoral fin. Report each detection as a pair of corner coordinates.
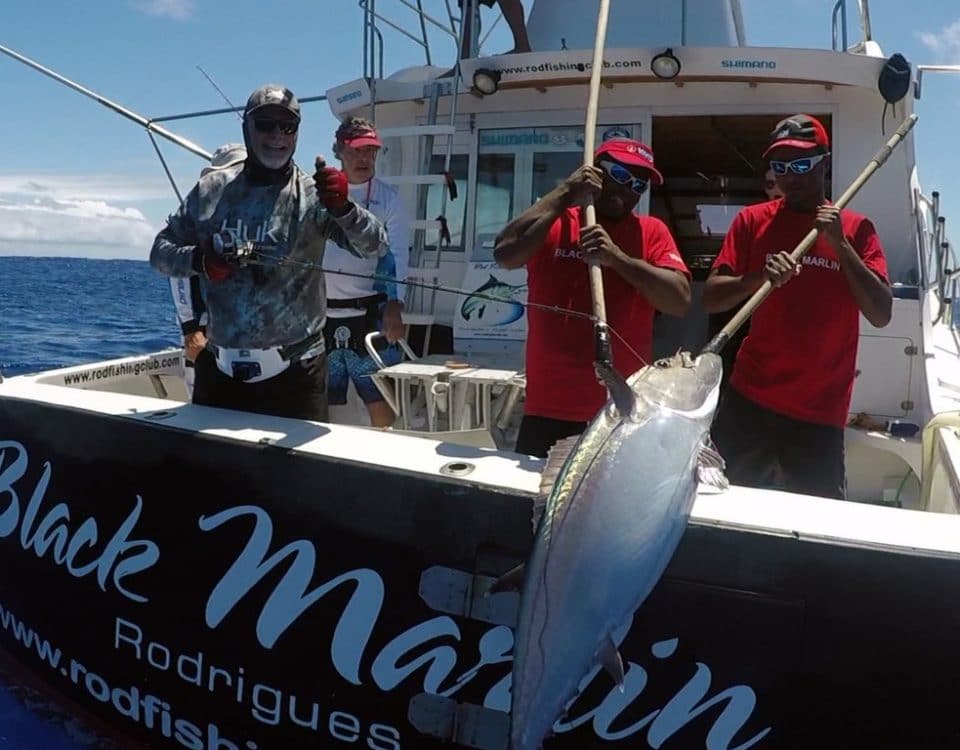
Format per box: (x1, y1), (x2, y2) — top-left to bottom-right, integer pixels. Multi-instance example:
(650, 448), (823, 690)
(594, 361), (635, 417)
(697, 438), (730, 491)
(599, 635), (626, 691)
(488, 562), (525, 595)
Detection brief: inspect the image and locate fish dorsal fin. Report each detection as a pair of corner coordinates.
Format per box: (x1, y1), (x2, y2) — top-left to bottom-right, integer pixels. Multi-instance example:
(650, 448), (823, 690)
(594, 361), (635, 417)
(532, 435), (581, 532)
(697, 438), (729, 492)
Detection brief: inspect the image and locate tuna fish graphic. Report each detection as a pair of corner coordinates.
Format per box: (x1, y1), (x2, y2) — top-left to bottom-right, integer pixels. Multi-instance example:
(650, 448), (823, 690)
(459, 274), (527, 328)
(505, 352), (727, 750)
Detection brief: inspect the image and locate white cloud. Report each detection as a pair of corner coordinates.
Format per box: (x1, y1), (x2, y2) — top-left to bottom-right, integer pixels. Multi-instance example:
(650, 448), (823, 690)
(0, 174), (164, 259)
(0, 174), (172, 203)
(917, 19), (960, 62)
(135, 0), (195, 21)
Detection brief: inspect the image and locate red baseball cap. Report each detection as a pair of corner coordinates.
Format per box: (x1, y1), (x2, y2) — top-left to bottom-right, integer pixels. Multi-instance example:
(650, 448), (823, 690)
(763, 114), (830, 158)
(338, 126), (382, 149)
(594, 138), (664, 185)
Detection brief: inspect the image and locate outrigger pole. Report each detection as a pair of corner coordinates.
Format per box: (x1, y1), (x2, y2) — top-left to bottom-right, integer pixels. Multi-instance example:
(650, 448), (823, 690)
(580, 0), (615, 372)
(0, 42), (212, 160)
(700, 113), (919, 357)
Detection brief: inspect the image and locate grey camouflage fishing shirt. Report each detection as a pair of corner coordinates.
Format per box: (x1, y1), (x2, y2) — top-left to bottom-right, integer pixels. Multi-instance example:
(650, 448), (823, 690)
(150, 161), (386, 350)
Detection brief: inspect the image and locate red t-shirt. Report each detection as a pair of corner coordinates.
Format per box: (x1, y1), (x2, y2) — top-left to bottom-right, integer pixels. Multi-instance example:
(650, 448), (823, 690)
(524, 207), (689, 422)
(712, 199), (889, 427)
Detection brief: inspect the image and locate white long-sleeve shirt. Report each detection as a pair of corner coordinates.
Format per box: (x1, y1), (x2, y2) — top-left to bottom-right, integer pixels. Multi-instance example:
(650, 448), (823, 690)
(169, 276), (206, 334)
(323, 177), (410, 318)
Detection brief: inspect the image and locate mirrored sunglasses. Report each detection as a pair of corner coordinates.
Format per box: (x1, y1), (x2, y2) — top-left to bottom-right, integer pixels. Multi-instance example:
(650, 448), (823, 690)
(253, 118), (299, 135)
(769, 152), (828, 176)
(597, 160), (649, 195)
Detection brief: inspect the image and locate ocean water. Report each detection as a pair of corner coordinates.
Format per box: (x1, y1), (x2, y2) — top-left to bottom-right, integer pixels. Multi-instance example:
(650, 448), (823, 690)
(1, 257), (181, 378)
(0, 255), (176, 748)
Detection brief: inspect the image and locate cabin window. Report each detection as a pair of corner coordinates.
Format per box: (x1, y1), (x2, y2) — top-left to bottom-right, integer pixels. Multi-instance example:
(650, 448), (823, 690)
(532, 151), (582, 204)
(696, 203), (750, 236)
(916, 195), (938, 289)
(475, 152), (517, 259)
(472, 123), (641, 260)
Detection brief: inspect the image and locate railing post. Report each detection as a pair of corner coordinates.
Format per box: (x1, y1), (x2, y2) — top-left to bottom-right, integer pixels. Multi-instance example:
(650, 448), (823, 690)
(831, 0), (848, 52)
(370, 0), (379, 120)
(361, 0), (370, 80)
(858, 0), (873, 42)
(415, 0), (432, 66)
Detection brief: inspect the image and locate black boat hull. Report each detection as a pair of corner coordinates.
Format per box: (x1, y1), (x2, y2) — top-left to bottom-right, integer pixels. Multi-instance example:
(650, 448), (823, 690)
(0, 396), (958, 749)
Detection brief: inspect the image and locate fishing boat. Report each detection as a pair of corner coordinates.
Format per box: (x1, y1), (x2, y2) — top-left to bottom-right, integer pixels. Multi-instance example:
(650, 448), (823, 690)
(1, 1), (960, 747)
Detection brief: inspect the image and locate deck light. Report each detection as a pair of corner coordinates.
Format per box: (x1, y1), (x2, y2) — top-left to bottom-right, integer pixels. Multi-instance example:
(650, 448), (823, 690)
(651, 48), (681, 80)
(472, 68), (502, 95)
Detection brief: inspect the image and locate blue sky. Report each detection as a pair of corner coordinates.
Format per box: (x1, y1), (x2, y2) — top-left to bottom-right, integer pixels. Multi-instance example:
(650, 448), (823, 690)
(1, 0), (959, 259)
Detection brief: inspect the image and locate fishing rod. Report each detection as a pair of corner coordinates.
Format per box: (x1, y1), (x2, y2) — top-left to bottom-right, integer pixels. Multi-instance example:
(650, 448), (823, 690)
(0, 42), (212, 160)
(196, 65), (243, 121)
(226, 247), (647, 364)
(701, 112), (919, 357)
(0, 41), (212, 208)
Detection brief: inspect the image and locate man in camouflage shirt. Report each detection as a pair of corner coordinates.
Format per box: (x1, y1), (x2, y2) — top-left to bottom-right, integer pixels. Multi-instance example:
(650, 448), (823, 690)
(150, 84), (387, 422)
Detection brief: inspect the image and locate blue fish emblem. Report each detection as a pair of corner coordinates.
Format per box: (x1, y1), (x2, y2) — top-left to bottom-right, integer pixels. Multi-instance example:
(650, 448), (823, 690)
(459, 274), (527, 327)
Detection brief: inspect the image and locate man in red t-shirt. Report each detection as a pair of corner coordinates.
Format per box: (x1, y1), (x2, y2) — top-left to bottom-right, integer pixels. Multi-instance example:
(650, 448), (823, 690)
(494, 138), (691, 457)
(702, 114), (893, 499)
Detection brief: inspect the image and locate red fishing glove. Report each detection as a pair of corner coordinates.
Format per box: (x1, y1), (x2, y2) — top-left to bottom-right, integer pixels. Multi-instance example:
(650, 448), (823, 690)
(197, 235), (232, 282)
(315, 157), (350, 215)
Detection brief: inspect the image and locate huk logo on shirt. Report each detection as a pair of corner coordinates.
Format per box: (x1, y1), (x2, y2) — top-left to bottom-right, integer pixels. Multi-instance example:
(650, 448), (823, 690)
(219, 219), (281, 246)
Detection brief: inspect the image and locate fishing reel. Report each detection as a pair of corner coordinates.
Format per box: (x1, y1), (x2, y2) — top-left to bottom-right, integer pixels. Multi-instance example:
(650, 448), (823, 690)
(212, 232), (274, 267)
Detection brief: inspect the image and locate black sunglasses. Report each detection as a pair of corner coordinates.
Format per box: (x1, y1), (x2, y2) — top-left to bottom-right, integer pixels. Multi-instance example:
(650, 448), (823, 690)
(252, 118), (299, 135)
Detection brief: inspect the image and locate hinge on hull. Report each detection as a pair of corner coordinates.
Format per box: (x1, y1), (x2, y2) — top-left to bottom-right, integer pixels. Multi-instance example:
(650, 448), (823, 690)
(408, 693), (509, 750)
(419, 566), (519, 627)
(901, 400), (915, 410)
(904, 345), (919, 355)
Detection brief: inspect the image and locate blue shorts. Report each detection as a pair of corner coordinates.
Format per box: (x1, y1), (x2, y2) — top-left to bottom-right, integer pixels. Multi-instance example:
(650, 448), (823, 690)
(327, 345), (403, 405)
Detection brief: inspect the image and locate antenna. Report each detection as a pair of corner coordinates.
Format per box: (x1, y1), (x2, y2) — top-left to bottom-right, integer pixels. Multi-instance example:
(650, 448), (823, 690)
(196, 65), (242, 120)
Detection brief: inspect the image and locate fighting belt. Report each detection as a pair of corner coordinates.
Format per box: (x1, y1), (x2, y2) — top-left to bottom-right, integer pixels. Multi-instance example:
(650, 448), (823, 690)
(324, 293), (387, 355)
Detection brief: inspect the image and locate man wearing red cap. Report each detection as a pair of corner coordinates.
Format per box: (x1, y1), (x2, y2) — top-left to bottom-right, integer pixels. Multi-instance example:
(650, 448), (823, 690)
(495, 137), (691, 458)
(702, 114), (892, 499)
(323, 117), (411, 428)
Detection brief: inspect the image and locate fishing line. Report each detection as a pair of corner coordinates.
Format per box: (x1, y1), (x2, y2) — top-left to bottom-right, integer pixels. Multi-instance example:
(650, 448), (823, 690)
(197, 65), (243, 121)
(240, 249), (649, 366)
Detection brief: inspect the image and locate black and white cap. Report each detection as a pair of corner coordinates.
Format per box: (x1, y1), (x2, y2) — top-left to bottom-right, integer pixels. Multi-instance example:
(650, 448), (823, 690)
(243, 85), (301, 121)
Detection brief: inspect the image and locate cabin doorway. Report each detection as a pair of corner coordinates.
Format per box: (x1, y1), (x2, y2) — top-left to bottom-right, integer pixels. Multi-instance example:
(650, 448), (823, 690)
(649, 113), (833, 360)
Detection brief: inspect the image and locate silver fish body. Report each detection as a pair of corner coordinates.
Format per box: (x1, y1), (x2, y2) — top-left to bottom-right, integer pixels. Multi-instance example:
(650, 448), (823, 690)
(510, 352), (724, 750)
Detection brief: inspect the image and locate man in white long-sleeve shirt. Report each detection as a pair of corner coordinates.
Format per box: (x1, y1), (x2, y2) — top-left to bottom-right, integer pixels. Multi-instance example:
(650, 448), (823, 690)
(323, 118), (411, 427)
